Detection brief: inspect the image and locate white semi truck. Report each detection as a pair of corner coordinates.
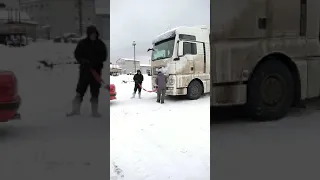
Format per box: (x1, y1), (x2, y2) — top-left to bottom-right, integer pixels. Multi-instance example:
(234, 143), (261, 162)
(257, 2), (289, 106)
(211, 0), (320, 120)
(149, 26), (210, 100)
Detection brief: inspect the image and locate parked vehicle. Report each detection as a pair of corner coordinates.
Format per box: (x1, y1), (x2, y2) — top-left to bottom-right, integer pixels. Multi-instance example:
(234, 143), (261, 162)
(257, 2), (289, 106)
(149, 26), (210, 100)
(70, 35), (85, 44)
(0, 71), (21, 122)
(53, 33), (78, 43)
(109, 84), (117, 100)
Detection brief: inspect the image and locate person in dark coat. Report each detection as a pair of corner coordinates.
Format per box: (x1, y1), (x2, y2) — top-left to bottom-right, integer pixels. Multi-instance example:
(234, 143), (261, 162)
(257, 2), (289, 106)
(132, 70), (144, 98)
(67, 25), (107, 117)
(155, 71), (167, 104)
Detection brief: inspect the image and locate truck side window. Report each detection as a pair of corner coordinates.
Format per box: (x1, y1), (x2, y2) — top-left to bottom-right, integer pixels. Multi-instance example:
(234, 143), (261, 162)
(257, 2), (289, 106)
(179, 34), (196, 41)
(183, 42), (197, 55)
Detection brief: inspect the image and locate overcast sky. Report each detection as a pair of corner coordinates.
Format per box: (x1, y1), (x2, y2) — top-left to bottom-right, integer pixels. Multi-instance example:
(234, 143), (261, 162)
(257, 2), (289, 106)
(110, 0), (210, 64)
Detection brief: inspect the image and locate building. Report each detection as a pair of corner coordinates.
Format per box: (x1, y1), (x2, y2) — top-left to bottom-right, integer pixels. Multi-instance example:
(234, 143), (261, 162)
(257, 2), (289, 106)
(0, 6), (37, 43)
(140, 64), (151, 74)
(116, 58), (141, 75)
(19, 0), (96, 39)
(110, 63), (121, 75)
(95, 8), (109, 40)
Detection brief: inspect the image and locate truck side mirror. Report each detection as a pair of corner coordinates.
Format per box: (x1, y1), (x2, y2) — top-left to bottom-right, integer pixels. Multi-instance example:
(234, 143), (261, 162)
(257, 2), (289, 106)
(177, 40), (184, 57)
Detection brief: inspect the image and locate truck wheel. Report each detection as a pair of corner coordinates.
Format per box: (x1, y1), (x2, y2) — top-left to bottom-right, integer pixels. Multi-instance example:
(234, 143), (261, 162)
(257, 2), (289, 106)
(187, 80), (203, 100)
(247, 59), (294, 121)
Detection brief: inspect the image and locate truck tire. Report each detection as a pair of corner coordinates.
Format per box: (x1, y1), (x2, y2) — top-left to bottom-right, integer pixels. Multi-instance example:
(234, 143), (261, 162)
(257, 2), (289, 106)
(246, 59), (294, 121)
(187, 80), (203, 100)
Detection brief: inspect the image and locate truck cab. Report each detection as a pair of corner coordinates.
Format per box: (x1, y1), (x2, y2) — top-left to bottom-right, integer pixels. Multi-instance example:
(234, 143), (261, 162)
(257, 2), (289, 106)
(150, 26), (210, 100)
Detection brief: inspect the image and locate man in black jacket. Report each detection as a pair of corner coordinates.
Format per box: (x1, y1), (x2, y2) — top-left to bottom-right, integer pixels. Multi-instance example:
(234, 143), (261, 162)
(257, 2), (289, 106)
(67, 25), (107, 117)
(132, 70), (144, 98)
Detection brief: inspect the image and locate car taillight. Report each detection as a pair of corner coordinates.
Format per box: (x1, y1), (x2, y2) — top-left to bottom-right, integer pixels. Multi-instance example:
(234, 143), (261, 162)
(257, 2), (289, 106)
(0, 71), (17, 98)
(109, 84), (115, 92)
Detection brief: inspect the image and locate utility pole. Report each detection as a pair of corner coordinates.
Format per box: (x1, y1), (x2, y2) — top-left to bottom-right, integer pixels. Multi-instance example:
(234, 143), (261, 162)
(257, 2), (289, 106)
(132, 41), (136, 73)
(78, 0), (83, 36)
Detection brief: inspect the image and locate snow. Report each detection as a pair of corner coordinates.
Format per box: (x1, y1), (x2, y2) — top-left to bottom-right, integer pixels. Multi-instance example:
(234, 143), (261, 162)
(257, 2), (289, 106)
(110, 75), (210, 179)
(117, 58), (141, 62)
(0, 41), (210, 179)
(110, 64), (121, 69)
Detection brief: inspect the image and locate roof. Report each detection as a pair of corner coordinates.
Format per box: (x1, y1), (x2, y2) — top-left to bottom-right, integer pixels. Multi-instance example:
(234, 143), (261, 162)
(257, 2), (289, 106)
(152, 25), (209, 44)
(118, 58), (141, 62)
(110, 64), (121, 69)
(140, 64), (151, 67)
(0, 9), (31, 21)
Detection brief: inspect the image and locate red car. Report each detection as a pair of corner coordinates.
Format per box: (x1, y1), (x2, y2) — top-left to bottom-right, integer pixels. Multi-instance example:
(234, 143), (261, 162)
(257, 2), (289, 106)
(109, 84), (116, 100)
(0, 71), (21, 122)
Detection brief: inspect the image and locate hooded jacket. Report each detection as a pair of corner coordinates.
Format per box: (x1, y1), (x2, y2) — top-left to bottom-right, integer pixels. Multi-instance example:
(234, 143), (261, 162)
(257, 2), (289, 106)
(74, 25), (108, 70)
(156, 72), (167, 89)
(133, 70), (144, 84)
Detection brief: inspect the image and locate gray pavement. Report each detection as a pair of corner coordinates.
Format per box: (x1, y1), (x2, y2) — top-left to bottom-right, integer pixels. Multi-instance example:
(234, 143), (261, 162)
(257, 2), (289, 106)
(211, 104), (320, 180)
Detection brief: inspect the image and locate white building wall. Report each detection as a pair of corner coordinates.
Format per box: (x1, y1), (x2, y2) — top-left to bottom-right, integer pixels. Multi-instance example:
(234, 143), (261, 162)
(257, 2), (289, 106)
(20, 0), (96, 38)
(140, 65), (151, 74)
(96, 13), (109, 40)
(117, 58), (141, 74)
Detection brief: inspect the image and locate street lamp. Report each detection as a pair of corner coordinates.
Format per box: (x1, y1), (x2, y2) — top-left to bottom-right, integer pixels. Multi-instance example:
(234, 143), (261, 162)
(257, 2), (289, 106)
(132, 41), (136, 73)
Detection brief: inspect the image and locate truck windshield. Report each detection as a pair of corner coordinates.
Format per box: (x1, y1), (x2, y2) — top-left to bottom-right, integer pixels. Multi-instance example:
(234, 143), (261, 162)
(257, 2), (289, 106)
(151, 38), (175, 61)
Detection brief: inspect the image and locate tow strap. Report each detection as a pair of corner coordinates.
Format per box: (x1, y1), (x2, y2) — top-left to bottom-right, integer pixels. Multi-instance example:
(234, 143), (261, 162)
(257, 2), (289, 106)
(90, 68), (110, 90)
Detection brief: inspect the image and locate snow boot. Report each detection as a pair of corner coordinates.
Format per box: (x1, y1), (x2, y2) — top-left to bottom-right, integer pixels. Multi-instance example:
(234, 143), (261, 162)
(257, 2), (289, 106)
(131, 92), (135, 99)
(138, 92), (141, 99)
(91, 99), (101, 118)
(66, 95), (81, 117)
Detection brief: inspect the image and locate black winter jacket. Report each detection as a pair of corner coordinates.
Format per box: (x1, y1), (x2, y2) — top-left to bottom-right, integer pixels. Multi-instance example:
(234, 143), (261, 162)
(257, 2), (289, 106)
(133, 74), (144, 84)
(74, 27), (107, 71)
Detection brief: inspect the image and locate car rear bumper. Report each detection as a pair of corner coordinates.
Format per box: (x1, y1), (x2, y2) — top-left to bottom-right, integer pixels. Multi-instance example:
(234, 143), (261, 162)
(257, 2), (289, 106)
(0, 100), (20, 110)
(0, 96), (21, 122)
(110, 92), (116, 100)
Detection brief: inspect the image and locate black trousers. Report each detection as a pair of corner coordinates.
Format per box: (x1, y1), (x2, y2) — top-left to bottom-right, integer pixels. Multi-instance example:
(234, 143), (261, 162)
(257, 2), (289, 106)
(76, 69), (101, 102)
(134, 83), (142, 93)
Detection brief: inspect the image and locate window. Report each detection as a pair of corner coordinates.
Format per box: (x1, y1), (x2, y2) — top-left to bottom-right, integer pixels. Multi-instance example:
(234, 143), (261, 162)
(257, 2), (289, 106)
(179, 34), (196, 41)
(300, 0), (307, 36)
(183, 42), (197, 55)
(151, 38), (175, 61)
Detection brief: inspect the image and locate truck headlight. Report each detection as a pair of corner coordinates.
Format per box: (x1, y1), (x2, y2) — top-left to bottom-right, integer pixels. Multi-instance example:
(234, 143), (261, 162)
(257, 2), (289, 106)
(168, 76), (174, 85)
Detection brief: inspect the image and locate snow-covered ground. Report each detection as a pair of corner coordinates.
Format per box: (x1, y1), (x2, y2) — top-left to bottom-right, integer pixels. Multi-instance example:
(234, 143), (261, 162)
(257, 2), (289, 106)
(0, 41), (210, 180)
(110, 75), (210, 179)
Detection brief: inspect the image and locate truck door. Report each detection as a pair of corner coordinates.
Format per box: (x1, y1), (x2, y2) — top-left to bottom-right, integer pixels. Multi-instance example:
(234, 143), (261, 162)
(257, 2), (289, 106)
(210, 0), (268, 84)
(181, 41), (205, 74)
